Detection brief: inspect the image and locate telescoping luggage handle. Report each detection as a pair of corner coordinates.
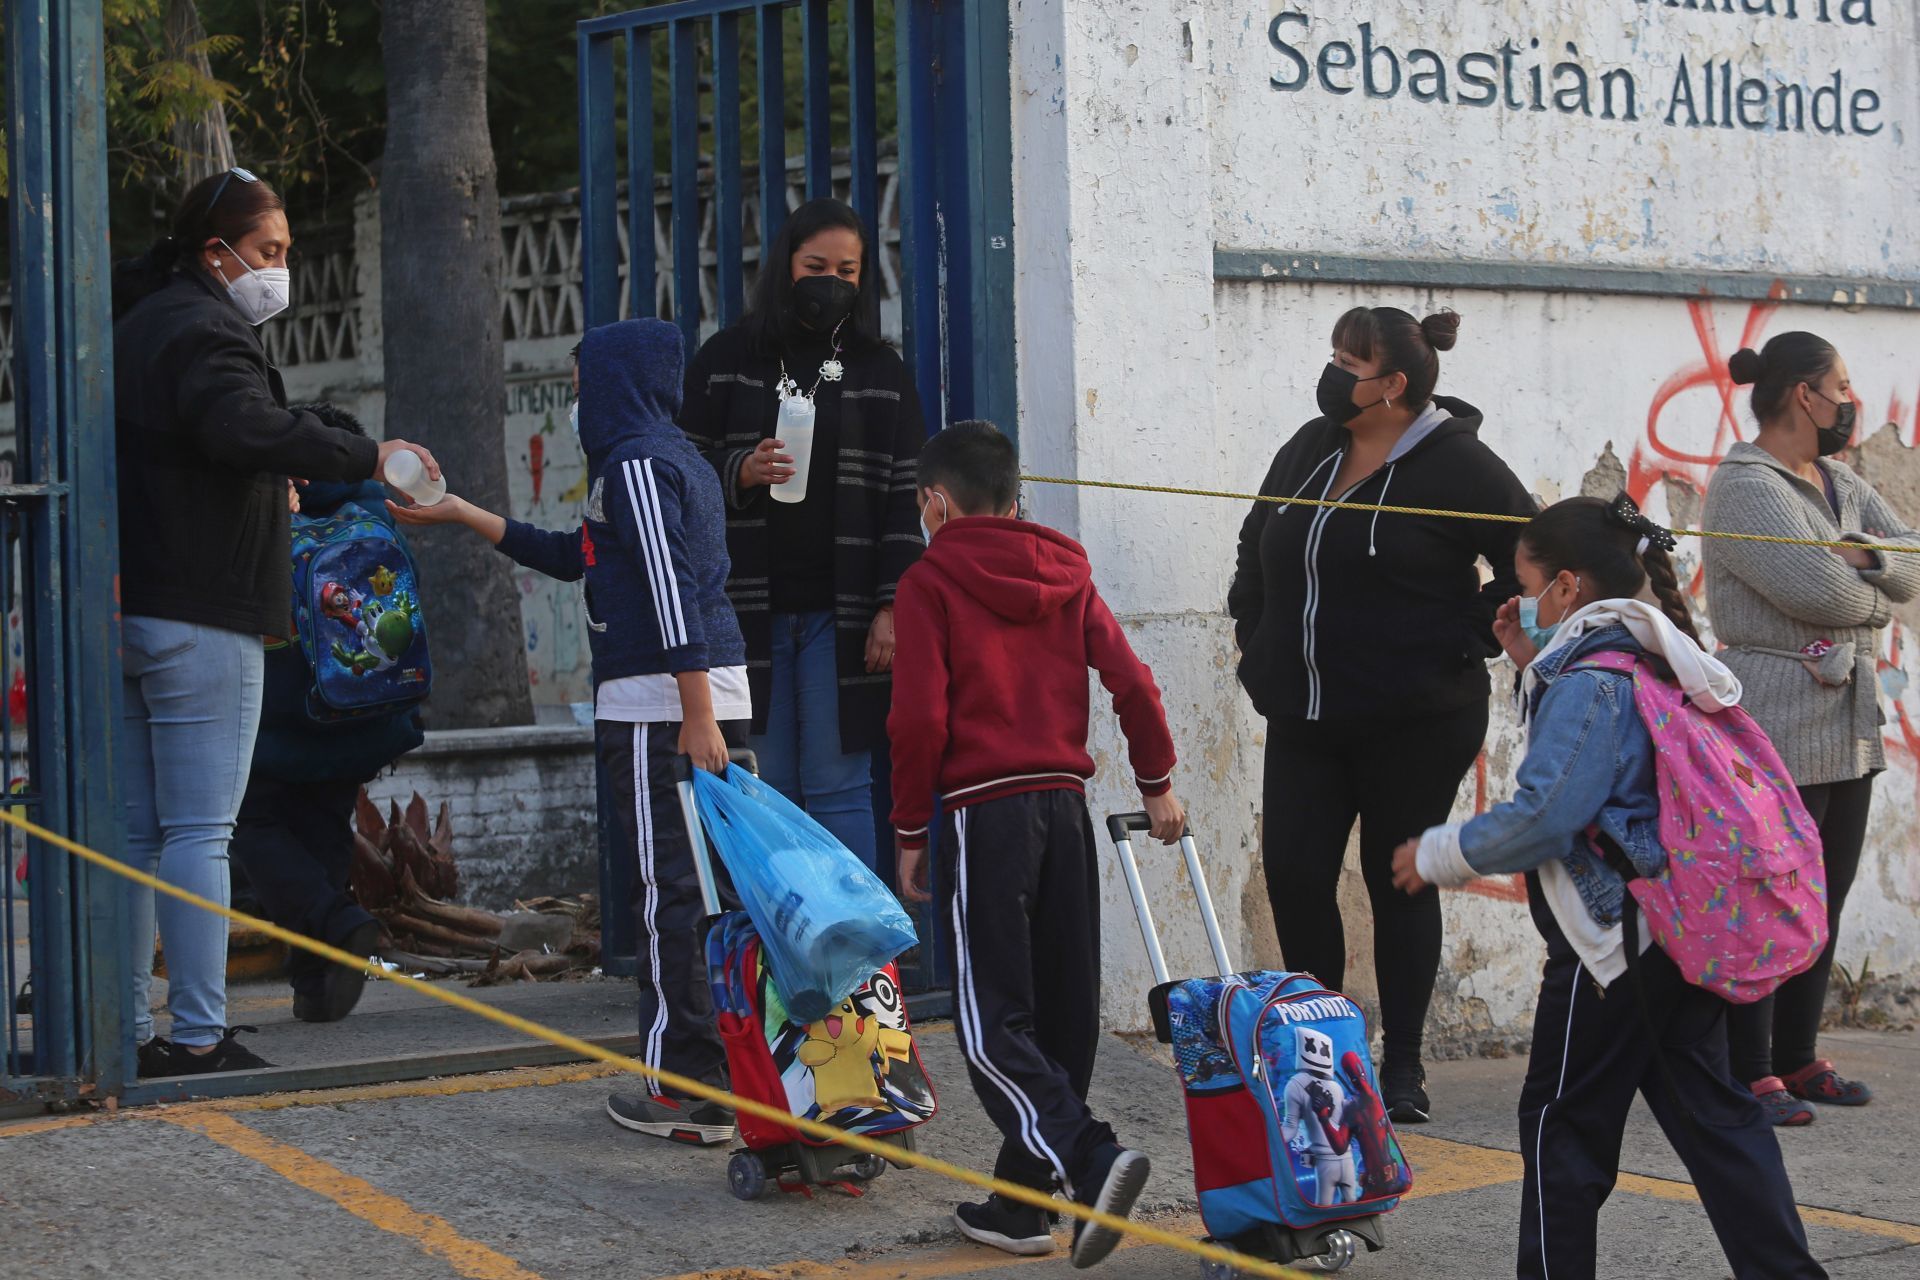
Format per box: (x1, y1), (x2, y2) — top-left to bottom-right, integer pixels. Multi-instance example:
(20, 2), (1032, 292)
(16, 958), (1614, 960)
(1106, 813), (1235, 985)
(674, 749), (760, 916)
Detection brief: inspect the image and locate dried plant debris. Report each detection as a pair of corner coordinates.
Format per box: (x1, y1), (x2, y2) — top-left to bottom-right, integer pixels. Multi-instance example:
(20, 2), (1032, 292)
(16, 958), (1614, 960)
(349, 787), (601, 984)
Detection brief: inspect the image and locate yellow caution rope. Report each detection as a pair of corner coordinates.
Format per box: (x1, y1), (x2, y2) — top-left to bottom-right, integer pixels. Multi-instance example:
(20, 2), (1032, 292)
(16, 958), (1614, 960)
(0, 806), (1319, 1280)
(1019, 474), (1920, 554)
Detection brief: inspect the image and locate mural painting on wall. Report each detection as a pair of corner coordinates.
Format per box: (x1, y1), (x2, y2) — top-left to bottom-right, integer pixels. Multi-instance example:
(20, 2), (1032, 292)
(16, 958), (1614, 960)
(505, 374), (593, 710)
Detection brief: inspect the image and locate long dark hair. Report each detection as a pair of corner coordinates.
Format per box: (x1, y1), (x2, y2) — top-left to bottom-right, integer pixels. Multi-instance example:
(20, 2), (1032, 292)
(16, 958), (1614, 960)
(1728, 331), (1840, 424)
(1330, 306), (1460, 410)
(112, 169), (287, 319)
(741, 198), (884, 357)
(1519, 495), (1701, 644)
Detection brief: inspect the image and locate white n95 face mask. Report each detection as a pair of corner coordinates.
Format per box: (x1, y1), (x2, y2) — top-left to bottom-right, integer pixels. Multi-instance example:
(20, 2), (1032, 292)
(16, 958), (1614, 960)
(217, 239), (291, 326)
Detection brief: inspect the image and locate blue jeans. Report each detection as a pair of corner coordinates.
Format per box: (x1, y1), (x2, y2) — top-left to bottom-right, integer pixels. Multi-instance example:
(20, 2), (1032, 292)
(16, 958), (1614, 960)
(753, 611), (876, 870)
(121, 617), (265, 1047)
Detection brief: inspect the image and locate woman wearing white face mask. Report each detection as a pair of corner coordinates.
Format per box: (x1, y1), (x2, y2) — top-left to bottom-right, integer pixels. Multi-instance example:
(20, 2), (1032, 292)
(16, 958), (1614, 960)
(111, 167), (440, 1076)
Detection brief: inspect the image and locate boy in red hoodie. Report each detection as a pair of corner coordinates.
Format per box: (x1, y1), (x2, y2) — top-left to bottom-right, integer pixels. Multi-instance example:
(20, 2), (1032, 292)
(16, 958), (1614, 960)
(891, 421), (1186, 1268)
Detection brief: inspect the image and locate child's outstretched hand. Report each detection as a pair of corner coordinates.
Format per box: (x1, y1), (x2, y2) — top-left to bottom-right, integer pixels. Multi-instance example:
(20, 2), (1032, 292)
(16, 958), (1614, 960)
(896, 840), (931, 905)
(387, 493), (468, 525)
(1391, 838), (1429, 894)
(1144, 790), (1186, 845)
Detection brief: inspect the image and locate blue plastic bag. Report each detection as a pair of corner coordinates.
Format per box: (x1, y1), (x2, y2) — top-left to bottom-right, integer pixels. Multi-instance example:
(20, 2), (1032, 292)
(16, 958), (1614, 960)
(691, 764), (918, 1023)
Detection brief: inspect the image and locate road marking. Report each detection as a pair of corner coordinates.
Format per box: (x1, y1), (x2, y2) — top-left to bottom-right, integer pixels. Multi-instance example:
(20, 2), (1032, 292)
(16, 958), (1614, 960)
(653, 1215), (1210, 1280)
(163, 1110), (544, 1280)
(1612, 1170), (1920, 1245)
(0, 1061), (631, 1140)
(1407, 1133), (1920, 1244)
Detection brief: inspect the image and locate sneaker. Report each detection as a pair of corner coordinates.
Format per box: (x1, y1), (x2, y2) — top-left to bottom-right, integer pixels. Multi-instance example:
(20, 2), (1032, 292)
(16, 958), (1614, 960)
(139, 1026), (274, 1077)
(1750, 1077), (1816, 1127)
(1782, 1059), (1873, 1106)
(954, 1195), (1057, 1257)
(605, 1092), (736, 1145)
(136, 1035), (176, 1078)
(294, 921), (386, 1024)
(1382, 1060), (1431, 1125)
(1069, 1145), (1151, 1269)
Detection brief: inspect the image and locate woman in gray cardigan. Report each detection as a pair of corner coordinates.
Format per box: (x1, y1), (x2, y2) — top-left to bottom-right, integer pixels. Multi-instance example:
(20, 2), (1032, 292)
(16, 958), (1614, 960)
(1704, 331), (1920, 1126)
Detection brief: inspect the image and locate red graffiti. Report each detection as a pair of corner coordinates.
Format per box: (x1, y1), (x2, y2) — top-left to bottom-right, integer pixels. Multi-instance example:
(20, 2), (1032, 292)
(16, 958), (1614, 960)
(528, 434), (546, 504)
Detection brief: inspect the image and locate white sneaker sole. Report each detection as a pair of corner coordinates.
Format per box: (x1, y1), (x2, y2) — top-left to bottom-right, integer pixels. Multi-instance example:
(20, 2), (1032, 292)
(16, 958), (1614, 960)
(1071, 1150), (1151, 1269)
(954, 1212), (1057, 1257)
(604, 1098), (735, 1146)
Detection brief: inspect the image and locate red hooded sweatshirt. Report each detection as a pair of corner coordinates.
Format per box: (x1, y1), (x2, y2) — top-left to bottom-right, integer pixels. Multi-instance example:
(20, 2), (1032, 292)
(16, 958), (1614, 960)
(888, 516), (1176, 850)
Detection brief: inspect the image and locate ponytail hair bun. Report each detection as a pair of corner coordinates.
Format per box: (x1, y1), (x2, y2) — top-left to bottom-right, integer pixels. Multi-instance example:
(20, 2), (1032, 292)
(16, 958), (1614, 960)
(1419, 309), (1461, 353)
(1727, 348), (1765, 387)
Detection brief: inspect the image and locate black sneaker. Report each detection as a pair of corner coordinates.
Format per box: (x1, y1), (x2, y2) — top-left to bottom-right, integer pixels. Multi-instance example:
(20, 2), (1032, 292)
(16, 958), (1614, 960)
(1069, 1145), (1151, 1269)
(1382, 1060), (1431, 1125)
(139, 1026), (274, 1077)
(295, 921), (386, 1023)
(605, 1091), (736, 1145)
(954, 1195), (1057, 1257)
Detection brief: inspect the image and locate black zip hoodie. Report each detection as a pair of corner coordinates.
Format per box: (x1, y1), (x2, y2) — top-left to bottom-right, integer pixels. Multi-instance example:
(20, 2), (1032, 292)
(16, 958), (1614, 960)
(1227, 395), (1534, 722)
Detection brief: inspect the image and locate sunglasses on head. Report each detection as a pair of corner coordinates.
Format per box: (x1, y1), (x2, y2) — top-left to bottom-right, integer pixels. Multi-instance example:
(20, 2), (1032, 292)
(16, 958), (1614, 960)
(202, 166), (258, 220)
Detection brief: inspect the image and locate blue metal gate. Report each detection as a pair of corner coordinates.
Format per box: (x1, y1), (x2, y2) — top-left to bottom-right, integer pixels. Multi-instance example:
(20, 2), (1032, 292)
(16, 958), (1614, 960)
(577, 0), (1014, 1006)
(2, 0), (131, 1114)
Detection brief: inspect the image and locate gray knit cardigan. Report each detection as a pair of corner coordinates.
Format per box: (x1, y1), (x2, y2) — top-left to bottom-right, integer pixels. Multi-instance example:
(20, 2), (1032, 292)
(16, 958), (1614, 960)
(1702, 441), (1920, 787)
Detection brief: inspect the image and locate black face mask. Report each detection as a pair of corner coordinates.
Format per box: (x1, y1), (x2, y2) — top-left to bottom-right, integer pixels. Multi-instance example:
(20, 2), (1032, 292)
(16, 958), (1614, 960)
(1315, 363), (1394, 426)
(792, 275), (858, 332)
(1810, 389), (1857, 457)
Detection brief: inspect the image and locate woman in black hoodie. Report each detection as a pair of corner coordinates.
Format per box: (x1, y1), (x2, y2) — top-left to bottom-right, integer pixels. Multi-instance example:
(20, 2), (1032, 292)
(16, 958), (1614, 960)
(1228, 307), (1532, 1123)
(112, 169), (436, 1076)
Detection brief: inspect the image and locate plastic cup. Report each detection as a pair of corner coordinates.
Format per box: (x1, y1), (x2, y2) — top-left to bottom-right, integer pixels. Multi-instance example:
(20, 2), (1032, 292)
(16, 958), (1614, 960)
(770, 396), (816, 504)
(385, 448), (447, 507)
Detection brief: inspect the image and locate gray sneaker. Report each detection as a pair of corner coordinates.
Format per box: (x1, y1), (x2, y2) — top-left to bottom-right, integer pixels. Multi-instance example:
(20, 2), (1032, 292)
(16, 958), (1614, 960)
(605, 1092), (736, 1146)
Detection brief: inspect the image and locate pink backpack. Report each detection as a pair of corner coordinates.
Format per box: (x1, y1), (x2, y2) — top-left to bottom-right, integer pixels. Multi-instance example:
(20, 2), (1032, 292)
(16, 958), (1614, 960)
(1570, 651), (1828, 1005)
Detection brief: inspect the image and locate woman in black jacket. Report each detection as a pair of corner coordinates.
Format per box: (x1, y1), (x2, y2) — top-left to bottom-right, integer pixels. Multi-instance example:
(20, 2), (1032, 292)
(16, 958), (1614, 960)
(681, 199), (925, 871)
(113, 168), (437, 1075)
(1228, 306), (1533, 1123)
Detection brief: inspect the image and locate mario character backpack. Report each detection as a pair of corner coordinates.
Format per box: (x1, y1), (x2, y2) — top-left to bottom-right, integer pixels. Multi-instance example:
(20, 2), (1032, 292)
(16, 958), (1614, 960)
(1570, 650), (1827, 1004)
(290, 501), (433, 722)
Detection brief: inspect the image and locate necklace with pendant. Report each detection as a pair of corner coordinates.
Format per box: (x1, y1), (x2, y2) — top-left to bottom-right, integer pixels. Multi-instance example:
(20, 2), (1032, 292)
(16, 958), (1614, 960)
(776, 319), (848, 403)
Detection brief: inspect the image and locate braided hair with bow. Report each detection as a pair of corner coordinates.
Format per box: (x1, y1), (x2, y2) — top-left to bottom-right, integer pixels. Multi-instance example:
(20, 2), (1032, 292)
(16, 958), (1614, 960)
(1520, 493), (1702, 644)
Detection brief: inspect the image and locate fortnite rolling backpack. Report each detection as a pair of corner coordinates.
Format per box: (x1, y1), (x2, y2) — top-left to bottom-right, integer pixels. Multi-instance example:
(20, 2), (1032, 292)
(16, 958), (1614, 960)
(1110, 814), (1410, 1273)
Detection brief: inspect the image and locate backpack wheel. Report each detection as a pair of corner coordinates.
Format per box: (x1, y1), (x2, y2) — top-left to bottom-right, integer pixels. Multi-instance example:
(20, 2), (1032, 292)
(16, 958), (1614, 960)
(728, 1152), (771, 1201)
(1200, 1261), (1241, 1280)
(848, 1153), (889, 1182)
(1309, 1229), (1357, 1272)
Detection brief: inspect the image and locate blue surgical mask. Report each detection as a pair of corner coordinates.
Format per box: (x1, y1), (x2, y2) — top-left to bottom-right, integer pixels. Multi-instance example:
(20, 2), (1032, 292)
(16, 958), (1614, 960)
(1518, 575), (1579, 651)
(568, 401), (579, 437)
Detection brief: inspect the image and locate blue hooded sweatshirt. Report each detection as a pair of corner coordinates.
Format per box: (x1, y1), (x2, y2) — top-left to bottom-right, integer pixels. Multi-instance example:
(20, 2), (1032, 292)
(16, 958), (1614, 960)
(496, 319), (745, 683)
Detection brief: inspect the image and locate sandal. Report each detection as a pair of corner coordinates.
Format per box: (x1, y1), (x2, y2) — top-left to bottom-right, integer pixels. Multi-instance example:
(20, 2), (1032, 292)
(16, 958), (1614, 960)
(1750, 1077), (1815, 1127)
(1782, 1058), (1873, 1106)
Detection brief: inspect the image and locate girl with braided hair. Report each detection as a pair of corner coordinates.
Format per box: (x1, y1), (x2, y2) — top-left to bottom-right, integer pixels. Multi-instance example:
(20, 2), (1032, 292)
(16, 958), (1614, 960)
(1389, 494), (1827, 1280)
(1705, 332), (1920, 1125)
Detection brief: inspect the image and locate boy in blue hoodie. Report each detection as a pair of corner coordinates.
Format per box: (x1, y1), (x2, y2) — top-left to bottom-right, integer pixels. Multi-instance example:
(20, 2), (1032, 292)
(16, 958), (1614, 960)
(393, 319), (749, 1145)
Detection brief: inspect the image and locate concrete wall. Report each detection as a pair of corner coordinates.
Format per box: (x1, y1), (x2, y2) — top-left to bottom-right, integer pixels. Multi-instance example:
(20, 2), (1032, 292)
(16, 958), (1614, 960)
(1014, 0), (1920, 1046)
(366, 726), (599, 911)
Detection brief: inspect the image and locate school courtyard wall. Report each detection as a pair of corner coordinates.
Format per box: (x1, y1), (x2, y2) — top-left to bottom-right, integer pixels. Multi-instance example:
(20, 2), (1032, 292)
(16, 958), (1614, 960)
(1012, 0), (1920, 1046)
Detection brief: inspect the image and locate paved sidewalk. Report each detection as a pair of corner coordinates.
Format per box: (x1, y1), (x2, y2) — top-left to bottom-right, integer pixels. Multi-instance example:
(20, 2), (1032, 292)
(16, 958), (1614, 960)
(2, 1022), (1915, 1279)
